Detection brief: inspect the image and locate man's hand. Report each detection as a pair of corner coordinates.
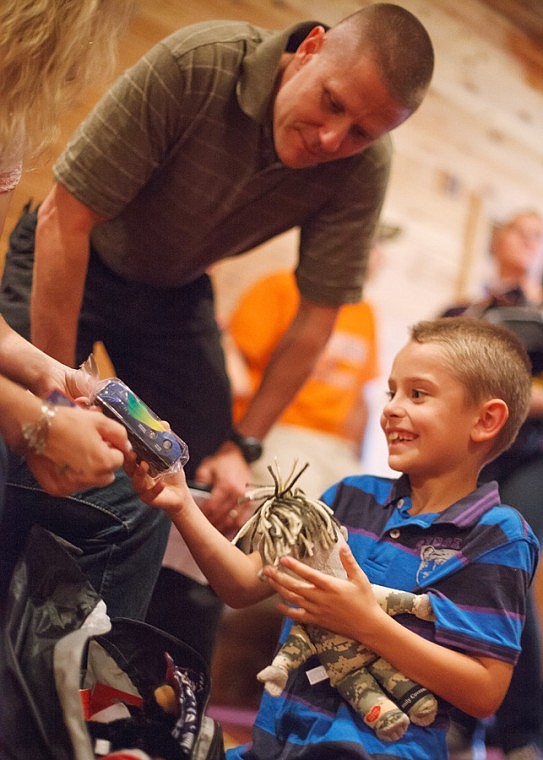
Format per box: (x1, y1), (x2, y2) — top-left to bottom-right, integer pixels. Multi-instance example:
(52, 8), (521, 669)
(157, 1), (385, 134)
(195, 442), (254, 534)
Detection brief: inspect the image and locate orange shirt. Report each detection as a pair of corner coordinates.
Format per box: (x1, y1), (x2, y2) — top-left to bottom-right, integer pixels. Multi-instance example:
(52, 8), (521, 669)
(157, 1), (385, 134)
(229, 271), (379, 439)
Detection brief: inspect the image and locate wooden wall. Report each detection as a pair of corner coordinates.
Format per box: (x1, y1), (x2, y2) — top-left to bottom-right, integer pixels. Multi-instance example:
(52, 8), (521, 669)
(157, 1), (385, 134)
(3, 0), (542, 472)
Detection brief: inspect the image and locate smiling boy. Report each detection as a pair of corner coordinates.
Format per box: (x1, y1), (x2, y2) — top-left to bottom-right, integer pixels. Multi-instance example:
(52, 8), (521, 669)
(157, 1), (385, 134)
(128, 316), (538, 759)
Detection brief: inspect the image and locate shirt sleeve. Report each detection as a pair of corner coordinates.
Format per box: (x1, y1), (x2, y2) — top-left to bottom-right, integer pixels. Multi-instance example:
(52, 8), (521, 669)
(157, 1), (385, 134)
(295, 136), (392, 307)
(430, 533), (538, 665)
(53, 41), (190, 217)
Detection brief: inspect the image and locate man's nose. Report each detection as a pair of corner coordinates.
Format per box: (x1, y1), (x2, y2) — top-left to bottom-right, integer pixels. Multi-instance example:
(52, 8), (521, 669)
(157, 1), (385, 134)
(319, 120), (350, 153)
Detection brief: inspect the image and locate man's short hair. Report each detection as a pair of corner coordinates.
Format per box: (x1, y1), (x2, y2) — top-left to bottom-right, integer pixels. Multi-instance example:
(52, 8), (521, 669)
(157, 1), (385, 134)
(327, 4), (435, 112)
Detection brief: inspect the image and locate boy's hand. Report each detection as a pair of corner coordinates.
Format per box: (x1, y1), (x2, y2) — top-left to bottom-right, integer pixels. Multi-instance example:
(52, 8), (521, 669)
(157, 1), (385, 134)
(124, 452), (189, 515)
(262, 544), (385, 642)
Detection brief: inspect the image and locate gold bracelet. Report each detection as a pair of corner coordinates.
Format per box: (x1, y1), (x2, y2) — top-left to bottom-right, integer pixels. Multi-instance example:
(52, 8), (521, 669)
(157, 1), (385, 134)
(21, 402), (57, 455)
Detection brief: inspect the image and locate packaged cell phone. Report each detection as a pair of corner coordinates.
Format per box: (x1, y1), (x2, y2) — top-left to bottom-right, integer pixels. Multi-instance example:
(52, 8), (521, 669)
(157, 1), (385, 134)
(93, 378), (189, 477)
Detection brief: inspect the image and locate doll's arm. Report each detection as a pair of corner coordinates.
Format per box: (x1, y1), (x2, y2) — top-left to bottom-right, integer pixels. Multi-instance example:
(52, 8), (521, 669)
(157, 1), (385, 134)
(371, 584), (435, 621)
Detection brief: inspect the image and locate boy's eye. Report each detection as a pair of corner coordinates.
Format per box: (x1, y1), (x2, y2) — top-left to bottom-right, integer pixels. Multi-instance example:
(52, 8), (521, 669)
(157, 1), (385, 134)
(411, 389), (426, 400)
(385, 390), (394, 401)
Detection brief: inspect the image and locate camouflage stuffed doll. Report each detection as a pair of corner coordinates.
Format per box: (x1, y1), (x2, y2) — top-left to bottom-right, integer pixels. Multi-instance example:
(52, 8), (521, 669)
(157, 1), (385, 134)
(233, 463), (437, 742)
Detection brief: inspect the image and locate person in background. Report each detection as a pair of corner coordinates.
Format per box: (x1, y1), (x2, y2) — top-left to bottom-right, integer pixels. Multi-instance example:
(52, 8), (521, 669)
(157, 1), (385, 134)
(127, 317), (538, 760)
(224, 226), (398, 496)
(442, 209), (543, 760)
(0, 4), (434, 661)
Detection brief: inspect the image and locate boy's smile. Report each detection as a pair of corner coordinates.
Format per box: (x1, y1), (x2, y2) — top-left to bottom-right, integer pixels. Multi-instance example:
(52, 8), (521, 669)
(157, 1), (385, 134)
(381, 341), (483, 483)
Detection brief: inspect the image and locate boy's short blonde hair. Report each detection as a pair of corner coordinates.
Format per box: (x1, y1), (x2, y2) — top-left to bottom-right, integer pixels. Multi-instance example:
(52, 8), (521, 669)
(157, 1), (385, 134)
(410, 317), (532, 459)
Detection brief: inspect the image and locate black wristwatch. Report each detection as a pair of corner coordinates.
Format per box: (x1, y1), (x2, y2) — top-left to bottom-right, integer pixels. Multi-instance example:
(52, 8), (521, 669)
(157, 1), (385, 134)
(229, 429), (263, 463)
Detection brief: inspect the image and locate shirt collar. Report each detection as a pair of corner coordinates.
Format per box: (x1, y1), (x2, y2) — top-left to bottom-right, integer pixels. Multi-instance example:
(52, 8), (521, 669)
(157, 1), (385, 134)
(237, 21), (324, 124)
(387, 476), (502, 528)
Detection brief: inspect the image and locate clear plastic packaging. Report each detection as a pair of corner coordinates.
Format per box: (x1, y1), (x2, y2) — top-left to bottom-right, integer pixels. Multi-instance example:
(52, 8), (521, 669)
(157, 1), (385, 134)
(93, 378), (189, 477)
(76, 355), (189, 477)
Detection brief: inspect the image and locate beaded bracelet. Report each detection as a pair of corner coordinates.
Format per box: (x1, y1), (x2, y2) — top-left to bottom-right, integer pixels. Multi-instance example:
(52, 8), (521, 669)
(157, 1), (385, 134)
(21, 402), (57, 455)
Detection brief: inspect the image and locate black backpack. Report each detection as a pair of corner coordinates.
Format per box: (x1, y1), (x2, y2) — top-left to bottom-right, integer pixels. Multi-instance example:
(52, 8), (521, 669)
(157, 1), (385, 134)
(1, 525), (224, 760)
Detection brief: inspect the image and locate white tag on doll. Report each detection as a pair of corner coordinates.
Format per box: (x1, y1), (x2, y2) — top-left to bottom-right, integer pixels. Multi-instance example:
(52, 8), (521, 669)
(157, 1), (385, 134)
(306, 665), (328, 685)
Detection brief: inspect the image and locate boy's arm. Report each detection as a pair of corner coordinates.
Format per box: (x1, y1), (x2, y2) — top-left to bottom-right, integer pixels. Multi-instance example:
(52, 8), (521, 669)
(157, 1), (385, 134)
(264, 546), (512, 718)
(127, 459), (272, 608)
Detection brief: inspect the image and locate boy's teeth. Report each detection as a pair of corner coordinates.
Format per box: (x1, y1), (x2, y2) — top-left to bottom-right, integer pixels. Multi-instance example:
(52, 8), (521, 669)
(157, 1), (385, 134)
(389, 432), (412, 442)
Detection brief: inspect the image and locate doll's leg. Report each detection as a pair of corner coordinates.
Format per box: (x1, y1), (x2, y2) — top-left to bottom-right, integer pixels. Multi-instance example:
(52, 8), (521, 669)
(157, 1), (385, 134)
(367, 657), (437, 726)
(257, 624), (316, 696)
(336, 666), (410, 742)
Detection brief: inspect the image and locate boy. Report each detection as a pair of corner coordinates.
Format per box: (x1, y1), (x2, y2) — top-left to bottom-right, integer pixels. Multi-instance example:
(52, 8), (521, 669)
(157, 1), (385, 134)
(127, 317), (539, 759)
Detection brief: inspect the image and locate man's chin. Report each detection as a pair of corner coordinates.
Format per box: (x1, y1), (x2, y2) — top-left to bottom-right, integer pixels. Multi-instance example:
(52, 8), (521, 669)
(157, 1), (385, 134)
(276, 150), (323, 169)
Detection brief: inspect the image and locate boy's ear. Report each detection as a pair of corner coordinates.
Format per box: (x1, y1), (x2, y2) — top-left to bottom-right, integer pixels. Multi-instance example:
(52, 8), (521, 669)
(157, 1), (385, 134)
(471, 399), (509, 443)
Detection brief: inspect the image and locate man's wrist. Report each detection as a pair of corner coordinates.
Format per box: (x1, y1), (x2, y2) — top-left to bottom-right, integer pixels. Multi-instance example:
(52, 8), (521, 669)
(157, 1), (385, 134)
(228, 429), (263, 463)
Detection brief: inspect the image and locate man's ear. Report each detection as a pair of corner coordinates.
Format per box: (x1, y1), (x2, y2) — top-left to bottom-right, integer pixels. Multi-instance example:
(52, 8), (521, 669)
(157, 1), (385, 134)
(471, 399), (509, 443)
(295, 25), (326, 63)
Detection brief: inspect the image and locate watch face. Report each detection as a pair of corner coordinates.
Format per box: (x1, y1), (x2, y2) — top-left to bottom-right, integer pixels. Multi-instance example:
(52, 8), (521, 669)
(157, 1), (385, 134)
(243, 439), (263, 463)
(231, 431), (263, 463)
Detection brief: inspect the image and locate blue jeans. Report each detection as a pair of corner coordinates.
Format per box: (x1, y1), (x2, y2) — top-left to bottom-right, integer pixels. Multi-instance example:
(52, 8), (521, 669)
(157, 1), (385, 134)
(1, 451), (170, 619)
(0, 202), (231, 653)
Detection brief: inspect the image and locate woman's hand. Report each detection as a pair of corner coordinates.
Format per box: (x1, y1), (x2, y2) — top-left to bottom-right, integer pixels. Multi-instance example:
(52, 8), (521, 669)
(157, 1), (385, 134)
(25, 404), (129, 495)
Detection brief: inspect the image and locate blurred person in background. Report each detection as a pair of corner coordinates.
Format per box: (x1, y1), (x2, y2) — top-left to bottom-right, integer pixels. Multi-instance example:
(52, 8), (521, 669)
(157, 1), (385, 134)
(442, 209), (543, 760)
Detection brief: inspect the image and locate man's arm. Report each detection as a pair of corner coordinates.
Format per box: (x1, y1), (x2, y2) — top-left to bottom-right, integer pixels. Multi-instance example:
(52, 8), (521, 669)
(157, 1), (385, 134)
(31, 183), (106, 366)
(196, 297), (339, 517)
(236, 297), (339, 437)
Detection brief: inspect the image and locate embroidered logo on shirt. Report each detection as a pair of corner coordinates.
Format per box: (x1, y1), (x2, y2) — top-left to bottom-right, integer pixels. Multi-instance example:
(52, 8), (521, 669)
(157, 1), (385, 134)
(416, 544), (457, 585)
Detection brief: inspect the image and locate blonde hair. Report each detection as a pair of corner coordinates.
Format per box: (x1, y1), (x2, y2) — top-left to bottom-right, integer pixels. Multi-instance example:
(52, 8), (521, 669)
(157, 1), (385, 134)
(0, 0), (136, 157)
(410, 317), (531, 460)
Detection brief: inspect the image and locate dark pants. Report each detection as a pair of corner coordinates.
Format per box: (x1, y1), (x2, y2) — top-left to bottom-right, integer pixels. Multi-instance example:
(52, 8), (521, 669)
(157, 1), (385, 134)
(485, 451), (543, 753)
(0, 203), (231, 661)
